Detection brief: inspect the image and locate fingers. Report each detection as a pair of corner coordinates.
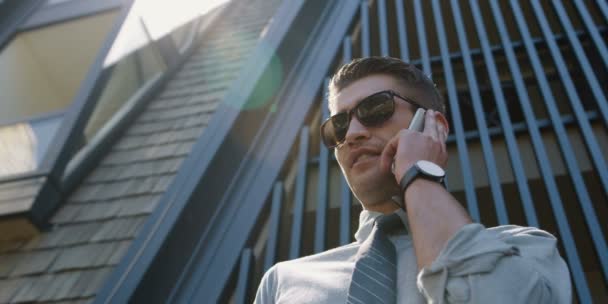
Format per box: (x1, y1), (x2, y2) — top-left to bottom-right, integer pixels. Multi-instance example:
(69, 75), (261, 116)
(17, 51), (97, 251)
(424, 110), (439, 141)
(379, 132), (400, 173)
(424, 110), (449, 168)
(437, 118), (447, 143)
(437, 123), (448, 167)
(381, 110), (450, 180)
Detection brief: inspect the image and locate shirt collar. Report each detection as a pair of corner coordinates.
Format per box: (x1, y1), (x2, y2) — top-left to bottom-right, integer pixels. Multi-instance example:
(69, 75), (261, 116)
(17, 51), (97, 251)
(354, 208), (410, 243)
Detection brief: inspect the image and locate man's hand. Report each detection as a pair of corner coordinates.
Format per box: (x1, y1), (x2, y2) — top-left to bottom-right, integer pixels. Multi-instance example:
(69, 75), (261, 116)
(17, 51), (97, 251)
(378, 110), (472, 270)
(379, 109), (449, 183)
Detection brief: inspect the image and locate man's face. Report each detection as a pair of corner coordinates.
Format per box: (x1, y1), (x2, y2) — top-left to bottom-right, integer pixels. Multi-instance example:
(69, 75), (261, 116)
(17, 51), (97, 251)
(331, 74), (428, 206)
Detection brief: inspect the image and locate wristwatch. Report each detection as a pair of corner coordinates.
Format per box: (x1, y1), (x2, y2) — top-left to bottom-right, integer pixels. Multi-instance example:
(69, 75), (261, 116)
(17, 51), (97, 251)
(399, 160), (446, 195)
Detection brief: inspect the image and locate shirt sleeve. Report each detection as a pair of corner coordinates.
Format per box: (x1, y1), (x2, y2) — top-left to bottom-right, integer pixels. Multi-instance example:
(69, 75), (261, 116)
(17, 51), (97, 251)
(416, 223), (572, 304)
(254, 265), (278, 304)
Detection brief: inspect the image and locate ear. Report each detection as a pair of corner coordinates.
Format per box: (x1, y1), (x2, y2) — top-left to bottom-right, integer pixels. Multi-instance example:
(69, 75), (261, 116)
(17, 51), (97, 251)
(434, 111), (450, 136)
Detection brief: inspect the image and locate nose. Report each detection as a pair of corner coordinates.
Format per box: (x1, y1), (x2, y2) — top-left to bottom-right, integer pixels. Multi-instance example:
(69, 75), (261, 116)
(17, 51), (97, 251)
(343, 116), (370, 145)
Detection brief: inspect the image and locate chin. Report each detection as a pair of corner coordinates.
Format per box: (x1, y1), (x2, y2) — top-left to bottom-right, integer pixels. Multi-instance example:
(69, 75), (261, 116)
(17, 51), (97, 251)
(349, 170), (399, 203)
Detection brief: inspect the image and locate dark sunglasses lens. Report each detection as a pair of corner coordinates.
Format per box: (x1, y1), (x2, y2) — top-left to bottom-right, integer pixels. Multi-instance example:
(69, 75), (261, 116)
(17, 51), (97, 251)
(356, 93), (394, 125)
(321, 113), (349, 147)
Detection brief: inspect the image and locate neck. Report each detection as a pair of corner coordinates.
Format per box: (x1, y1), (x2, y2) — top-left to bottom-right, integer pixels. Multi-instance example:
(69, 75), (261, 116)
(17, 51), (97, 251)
(362, 197), (401, 214)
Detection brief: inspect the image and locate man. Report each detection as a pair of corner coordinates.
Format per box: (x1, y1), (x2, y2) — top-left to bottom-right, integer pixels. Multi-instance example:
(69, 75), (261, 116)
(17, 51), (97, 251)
(254, 57), (571, 303)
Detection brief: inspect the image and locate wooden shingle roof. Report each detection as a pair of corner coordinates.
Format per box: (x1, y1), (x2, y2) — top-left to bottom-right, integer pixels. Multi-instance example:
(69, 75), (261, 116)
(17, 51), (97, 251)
(0, 0), (282, 302)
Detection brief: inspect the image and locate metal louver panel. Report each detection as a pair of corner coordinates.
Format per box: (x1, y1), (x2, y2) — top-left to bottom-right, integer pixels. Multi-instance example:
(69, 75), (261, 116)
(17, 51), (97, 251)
(232, 1), (607, 303)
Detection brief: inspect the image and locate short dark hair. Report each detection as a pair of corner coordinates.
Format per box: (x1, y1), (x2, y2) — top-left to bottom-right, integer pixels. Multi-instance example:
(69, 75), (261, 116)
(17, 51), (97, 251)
(328, 57), (445, 114)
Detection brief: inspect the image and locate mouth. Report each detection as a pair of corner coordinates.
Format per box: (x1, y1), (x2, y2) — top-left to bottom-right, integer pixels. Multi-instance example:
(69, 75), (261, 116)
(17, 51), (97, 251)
(350, 150), (381, 168)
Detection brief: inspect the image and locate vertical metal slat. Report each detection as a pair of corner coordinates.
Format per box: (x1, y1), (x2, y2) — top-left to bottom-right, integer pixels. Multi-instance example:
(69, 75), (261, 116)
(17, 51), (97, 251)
(595, 0), (608, 22)
(572, 0), (608, 68)
(289, 127), (309, 260)
(488, 2), (592, 302)
(377, 0), (389, 56)
(340, 176), (352, 245)
(395, 0), (409, 61)
(343, 36), (352, 64)
(414, 0), (431, 75)
(314, 80), (331, 253)
(430, 0), (480, 222)
(235, 248), (253, 304)
(552, 0), (608, 126)
(264, 182), (283, 271)
(360, 0), (370, 57)
(340, 37), (353, 246)
(451, 0), (509, 224)
(525, 0), (608, 279)
(510, 0), (608, 291)
(468, 0), (538, 227)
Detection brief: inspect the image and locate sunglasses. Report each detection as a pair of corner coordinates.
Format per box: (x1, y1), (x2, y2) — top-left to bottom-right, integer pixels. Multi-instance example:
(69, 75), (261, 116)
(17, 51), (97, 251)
(320, 90), (424, 148)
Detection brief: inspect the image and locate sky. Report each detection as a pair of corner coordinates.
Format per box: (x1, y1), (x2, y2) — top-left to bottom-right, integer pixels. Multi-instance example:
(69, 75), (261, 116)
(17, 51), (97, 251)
(136, 0), (229, 39)
(105, 0), (229, 66)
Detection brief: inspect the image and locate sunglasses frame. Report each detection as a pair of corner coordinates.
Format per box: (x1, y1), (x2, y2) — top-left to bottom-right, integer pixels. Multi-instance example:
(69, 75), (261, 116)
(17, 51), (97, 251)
(321, 90), (426, 148)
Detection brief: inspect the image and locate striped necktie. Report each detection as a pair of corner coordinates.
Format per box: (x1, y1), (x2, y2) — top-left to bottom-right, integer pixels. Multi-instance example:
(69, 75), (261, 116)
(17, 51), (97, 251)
(346, 212), (405, 304)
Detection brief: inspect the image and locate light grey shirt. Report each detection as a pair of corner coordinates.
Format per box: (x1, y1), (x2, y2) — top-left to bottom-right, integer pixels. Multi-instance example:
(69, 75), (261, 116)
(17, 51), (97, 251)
(254, 210), (571, 303)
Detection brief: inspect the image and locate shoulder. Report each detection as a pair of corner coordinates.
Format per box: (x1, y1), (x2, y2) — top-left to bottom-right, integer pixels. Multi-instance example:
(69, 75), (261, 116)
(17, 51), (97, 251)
(487, 224), (558, 246)
(488, 224), (557, 239)
(261, 241), (359, 275)
(485, 224), (560, 258)
(273, 241), (359, 273)
(450, 223), (558, 247)
(255, 243), (359, 303)
(444, 223), (560, 260)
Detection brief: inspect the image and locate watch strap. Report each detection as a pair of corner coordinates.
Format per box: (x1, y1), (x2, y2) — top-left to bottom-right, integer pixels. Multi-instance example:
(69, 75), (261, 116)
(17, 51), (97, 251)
(399, 163), (446, 195)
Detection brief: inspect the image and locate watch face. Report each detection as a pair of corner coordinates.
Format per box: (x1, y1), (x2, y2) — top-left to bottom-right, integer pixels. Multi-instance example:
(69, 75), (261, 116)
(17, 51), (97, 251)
(417, 160), (445, 177)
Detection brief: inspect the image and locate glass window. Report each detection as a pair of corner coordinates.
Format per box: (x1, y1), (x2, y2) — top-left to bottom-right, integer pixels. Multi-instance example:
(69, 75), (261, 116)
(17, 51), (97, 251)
(0, 0), (229, 180)
(0, 11), (118, 178)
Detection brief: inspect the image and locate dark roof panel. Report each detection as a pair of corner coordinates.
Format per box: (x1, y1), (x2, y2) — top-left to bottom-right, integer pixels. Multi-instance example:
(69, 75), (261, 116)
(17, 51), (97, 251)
(72, 203), (122, 222)
(115, 195), (161, 217)
(89, 216), (145, 242)
(50, 204), (83, 225)
(37, 272), (80, 302)
(0, 254), (17, 278)
(23, 222), (100, 250)
(9, 250), (59, 276)
(50, 242), (122, 272)
(0, 278), (24, 303)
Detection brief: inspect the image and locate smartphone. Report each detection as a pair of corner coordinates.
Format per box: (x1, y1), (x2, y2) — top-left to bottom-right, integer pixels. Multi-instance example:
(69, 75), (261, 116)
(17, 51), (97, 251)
(391, 108), (426, 175)
(408, 108), (426, 132)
